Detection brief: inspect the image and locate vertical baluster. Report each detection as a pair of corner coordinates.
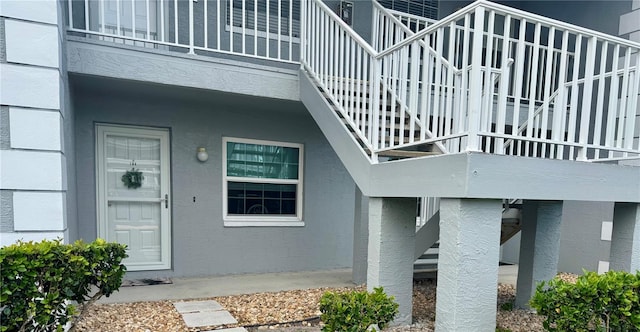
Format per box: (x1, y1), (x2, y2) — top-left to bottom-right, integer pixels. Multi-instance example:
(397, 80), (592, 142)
(592, 42), (609, 160)
(466, 6), (485, 152)
(525, 23), (541, 156)
(216, 0), (220, 49)
(160, 0), (165, 42)
(175, 0), (179, 45)
(510, 18), (526, 156)
(372, 6), (379, 51)
(131, 0), (136, 38)
(539, 27), (555, 158)
(349, 39), (356, 120)
(188, 0), (195, 53)
(372, 57), (382, 151)
(253, 0), (257, 55)
(624, 49), (640, 156)
(320, 10), (326, 87)
(419, 39), (431, 140)
(398, 42), (408, 146)
(408, 42), (420, 144)
(334, 21), (340, 101)
(362, 54), (370, 140)
(355, 48), (362, 131)
(288, 0), (292, 60)
(339, 28), (345, 111)
(117, 0), (122, 36)
(240, 0), (245, 55)
(458, 14), (471, 150)
(146, 0), (150, 39)
(495, 14), (511, 154)
(277, 0), (281, 60)
(265, 0), (270, 57)
(203, 0), (208, 48)
(552, 31), (569, 159)
(69, 0), (74, 29)
(389, 50), (398, 148)
(605, 45), (621, 158)
(84, 0), (90, 31)
(445, 21), (458, 140)
(329, 19), (335, 94)
(481, 11), (495, 153)
(616, 48), (632, 150)
(432, 28), (444, 139)
(576, 36), (597, 160)
(567, 34), (583, 160)
(100, 0), (105, 33)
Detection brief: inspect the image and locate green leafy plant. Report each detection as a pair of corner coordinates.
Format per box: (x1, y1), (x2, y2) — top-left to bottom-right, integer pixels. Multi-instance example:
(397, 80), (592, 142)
(0, 238), (128, 332)
(530, 270), (640, 332)
(500, 301), (514, 311)
(319, 287), (399, 332)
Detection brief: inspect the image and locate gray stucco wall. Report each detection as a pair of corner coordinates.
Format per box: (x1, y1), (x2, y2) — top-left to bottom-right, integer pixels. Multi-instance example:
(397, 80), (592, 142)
(72, 75), (356, 278)
(558, 201), (613, 274)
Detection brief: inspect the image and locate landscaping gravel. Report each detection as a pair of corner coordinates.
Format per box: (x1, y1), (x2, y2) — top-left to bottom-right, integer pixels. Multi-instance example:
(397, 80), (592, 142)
(74, 280), (550, 331)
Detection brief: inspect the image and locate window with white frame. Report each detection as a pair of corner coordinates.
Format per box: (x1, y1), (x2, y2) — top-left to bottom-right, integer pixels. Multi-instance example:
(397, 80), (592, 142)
(223, 137), (303, 226)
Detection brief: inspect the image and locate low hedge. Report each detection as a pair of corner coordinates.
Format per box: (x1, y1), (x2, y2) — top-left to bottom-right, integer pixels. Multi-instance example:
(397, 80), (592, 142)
(319, 287), (399, 331)
(531, 270), (640, 331)
(0, 238), (128, 332)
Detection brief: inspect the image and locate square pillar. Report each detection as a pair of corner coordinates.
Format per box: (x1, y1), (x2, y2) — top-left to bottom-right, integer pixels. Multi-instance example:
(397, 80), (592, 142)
(515, 200), (563, 309)
(435, 198), (503, 332)
(367, 197), (416, 325)
(352, 188), (369, 284)
(610, 203), (640, 272)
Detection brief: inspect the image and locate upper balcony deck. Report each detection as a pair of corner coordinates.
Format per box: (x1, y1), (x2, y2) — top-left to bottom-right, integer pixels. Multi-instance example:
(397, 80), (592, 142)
(66, 0), (640, 167)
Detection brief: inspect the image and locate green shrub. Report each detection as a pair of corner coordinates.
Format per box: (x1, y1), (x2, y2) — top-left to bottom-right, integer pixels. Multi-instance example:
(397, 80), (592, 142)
(530, 270), (640, 332)
(0, 238), (128, 332)
(319, 287), (399, 331)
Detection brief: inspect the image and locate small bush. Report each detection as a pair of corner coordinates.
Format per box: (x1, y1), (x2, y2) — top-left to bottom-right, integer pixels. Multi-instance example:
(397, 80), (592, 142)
(530, 270), (640, 332)
(319, 287), (399, 331)
(0, 238), (128, 332)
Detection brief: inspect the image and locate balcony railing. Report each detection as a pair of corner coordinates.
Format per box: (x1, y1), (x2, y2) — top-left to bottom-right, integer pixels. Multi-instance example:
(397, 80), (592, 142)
(67, 0), (300, 63)
(302, 0), (640, 163)
(67, 0), (640, 163)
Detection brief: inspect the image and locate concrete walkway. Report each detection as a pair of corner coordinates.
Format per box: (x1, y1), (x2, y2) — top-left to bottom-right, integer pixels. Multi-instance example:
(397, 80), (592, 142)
(99, 268), (355, 304)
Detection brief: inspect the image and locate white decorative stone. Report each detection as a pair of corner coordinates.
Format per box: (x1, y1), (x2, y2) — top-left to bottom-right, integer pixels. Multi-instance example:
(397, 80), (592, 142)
(0, 0), (58, 25)
(0, 150), (63, 190)
(0, 231), (65, 247)
(601, 221), (613, 241)
(9, 107), (62, 151)
(5, 19), (60, 68)
(0, 64), (60, 110)
(597, 261), (610, 274)
(13, 192), (65, 231)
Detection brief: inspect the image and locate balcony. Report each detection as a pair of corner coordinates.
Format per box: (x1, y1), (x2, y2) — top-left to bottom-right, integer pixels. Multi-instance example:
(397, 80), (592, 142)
(67, 0), (640, 164)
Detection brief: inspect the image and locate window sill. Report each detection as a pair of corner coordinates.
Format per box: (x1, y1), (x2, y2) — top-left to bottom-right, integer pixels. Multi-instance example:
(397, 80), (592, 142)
(224, 220), (305, 227)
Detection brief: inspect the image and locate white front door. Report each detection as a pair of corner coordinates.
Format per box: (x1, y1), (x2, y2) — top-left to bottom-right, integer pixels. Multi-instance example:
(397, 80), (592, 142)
(96, 125), (171, 271)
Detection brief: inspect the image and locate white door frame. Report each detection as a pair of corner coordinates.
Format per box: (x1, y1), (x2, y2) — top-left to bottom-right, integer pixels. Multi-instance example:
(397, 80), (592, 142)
(96, 124), (171, 271)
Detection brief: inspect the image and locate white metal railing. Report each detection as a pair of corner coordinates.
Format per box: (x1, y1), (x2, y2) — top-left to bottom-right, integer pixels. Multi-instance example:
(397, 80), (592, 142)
(303, 0), (640, 162)
(67, 0), (300, 63)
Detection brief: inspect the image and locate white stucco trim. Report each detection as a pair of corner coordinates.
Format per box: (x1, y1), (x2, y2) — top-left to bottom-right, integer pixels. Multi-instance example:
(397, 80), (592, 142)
(601, 221), (613, 241)
(0, 150), (63, 190)
(0, 0), (59, 25)
(0, 63), (61, 110)
(13, 192), (66, 231)
(9, 107), (62, 151)
(0, 231), (66, 247)
(4, 19), (60, 68)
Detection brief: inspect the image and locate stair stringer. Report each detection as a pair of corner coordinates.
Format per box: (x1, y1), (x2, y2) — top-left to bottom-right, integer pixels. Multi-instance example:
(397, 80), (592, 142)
(414, 211), (440, 260)
(300, 69), (373, 193)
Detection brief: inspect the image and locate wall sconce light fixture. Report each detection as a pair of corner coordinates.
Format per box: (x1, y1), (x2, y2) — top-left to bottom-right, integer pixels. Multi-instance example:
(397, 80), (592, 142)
(196, 147), (209, 162)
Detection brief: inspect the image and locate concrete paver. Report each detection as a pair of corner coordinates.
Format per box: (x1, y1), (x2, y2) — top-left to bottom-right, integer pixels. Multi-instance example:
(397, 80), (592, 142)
(181, 310), (238, 327)
(202, 328), (248, 332)
(173, 300), (223, 313)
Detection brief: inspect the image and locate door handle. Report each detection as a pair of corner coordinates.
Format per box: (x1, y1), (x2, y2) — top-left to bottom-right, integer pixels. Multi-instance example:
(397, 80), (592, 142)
(161, 194), (169, 209)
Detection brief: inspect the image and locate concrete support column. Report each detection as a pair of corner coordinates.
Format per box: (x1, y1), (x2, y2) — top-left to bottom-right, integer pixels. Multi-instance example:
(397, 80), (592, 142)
(352, 188), (369, 285)
(435, 198), (502, 332)
(367, 197), (416, 326)
(515, 200), (563, 309)
(610, 203), (640, 272)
